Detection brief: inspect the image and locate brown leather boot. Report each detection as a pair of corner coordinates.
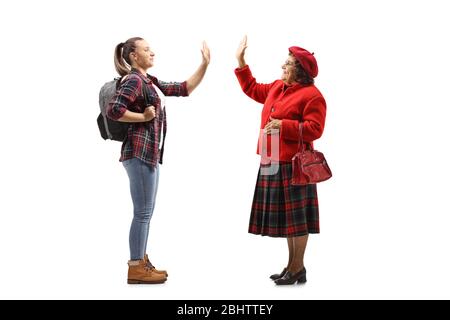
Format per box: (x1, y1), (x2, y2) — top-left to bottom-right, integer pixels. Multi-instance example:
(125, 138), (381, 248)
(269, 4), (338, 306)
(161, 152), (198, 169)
(144, 254), (168, 277)
(127, 259), (167, 284)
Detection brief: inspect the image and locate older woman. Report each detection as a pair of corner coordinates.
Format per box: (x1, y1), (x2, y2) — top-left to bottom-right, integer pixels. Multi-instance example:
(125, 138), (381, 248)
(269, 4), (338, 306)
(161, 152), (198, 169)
(107, 37), (210, 284)
(234, 36), (326, 285)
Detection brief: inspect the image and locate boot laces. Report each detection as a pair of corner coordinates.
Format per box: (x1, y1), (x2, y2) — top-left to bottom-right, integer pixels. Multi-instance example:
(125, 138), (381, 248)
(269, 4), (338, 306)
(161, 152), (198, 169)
(146, 259), (155, 269)
(143, 265), (154, 272)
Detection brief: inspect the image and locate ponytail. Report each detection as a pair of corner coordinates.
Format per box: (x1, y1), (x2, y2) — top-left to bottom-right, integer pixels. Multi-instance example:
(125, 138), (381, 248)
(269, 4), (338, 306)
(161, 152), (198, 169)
(114, 42), (129, 76)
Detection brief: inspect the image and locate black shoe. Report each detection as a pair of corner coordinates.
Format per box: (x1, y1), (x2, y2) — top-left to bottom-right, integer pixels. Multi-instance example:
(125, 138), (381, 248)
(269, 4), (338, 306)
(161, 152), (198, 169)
(274, 268), (306, 285)
(270, 268), (287, 280)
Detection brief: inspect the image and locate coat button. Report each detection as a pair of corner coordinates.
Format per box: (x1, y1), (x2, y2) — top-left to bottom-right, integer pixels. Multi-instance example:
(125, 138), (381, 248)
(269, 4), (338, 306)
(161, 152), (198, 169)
(271, 107), (275, 112)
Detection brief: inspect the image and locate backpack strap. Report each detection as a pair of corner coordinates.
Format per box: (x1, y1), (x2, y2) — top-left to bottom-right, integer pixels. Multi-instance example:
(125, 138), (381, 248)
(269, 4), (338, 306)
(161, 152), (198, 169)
(115, 76), (123, 89)
(123, 73), (150, 106)
(119, 72), (168, 163)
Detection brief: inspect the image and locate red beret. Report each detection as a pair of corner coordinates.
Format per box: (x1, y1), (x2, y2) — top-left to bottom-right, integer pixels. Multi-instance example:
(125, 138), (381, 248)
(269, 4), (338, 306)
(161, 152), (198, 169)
(288, 46), (318, 78)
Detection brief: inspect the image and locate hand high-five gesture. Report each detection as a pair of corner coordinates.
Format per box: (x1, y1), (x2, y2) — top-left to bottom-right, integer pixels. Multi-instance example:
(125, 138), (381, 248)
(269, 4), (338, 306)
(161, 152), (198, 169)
(201, 41), (210, 65)
(186, 41), (210, 95)
(236, 35), (248, 68)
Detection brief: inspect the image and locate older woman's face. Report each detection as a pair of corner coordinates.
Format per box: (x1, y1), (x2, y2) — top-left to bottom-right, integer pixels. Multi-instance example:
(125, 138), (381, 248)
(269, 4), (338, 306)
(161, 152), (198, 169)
(131, 40), (155, 69)
(281, 55), (297, 84)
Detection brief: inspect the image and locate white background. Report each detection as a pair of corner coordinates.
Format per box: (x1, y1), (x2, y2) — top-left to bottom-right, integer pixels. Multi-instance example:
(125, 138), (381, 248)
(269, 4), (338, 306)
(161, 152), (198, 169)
(0, 0), (449, 299)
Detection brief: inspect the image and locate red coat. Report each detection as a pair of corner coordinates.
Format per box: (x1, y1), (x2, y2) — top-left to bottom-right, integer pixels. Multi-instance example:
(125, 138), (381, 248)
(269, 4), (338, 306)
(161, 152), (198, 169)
(235, 65), (327, 162)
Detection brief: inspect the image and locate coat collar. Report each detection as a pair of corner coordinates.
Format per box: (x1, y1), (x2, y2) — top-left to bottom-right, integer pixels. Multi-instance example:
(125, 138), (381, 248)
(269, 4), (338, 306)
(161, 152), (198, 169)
(282, 81), (303, 91)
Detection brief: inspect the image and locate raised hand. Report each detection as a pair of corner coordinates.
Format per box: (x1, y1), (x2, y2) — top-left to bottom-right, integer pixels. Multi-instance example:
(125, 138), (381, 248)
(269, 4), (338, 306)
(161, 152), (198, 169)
(201, 41), (210, 65)
(236, 35), (248, 68)
(186, 41), (210, 95)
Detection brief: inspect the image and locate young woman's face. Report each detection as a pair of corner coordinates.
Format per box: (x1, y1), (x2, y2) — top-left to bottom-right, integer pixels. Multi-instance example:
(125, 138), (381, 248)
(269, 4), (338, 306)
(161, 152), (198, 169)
(281, 55), (297, 84)
(131, 40), (155, 69)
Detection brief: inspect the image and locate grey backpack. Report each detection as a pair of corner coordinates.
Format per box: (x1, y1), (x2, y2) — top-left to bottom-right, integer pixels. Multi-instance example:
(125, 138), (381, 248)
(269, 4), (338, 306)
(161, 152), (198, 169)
(97, 77), (129, 141)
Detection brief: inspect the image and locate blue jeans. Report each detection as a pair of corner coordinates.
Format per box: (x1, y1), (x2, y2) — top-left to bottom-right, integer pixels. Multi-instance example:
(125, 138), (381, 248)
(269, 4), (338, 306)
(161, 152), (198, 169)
(122, 158), (160, 260)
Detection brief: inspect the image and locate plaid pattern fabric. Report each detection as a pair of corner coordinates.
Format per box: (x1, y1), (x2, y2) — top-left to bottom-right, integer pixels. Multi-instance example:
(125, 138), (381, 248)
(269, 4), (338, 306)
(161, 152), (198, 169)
(107, 69), (188, 167)
(249, 162), (320, 237)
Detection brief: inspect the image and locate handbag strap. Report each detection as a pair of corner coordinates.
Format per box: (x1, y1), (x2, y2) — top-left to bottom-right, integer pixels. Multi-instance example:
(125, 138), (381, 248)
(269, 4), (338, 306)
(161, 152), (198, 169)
(297, 123), (312, 153)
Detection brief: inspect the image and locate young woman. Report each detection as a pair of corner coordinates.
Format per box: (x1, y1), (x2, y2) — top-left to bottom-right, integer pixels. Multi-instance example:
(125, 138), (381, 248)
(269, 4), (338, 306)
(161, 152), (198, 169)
(107, 37), (210, 284)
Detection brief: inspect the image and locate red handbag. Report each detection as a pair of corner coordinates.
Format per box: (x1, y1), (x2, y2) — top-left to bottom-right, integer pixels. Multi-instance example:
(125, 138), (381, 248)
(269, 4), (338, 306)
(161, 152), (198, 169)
(291, 124), (332, 185)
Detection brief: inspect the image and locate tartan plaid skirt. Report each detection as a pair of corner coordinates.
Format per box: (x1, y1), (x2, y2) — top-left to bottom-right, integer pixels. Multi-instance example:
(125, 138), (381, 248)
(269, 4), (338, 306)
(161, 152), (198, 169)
(249, 162), (320, 237)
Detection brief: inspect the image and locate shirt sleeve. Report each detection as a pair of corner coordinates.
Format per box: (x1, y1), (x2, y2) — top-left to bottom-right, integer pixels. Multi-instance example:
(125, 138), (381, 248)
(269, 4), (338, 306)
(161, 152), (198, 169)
(155, 79), (188, 97)
(281, 96), (327, 143)
(234, 65), (276, 104)
(106, 76), (141, 120)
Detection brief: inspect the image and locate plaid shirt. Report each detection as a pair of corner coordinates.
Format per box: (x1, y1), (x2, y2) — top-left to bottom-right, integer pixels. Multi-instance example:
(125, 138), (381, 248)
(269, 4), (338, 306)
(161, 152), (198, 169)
(107, 69), (188, 167)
